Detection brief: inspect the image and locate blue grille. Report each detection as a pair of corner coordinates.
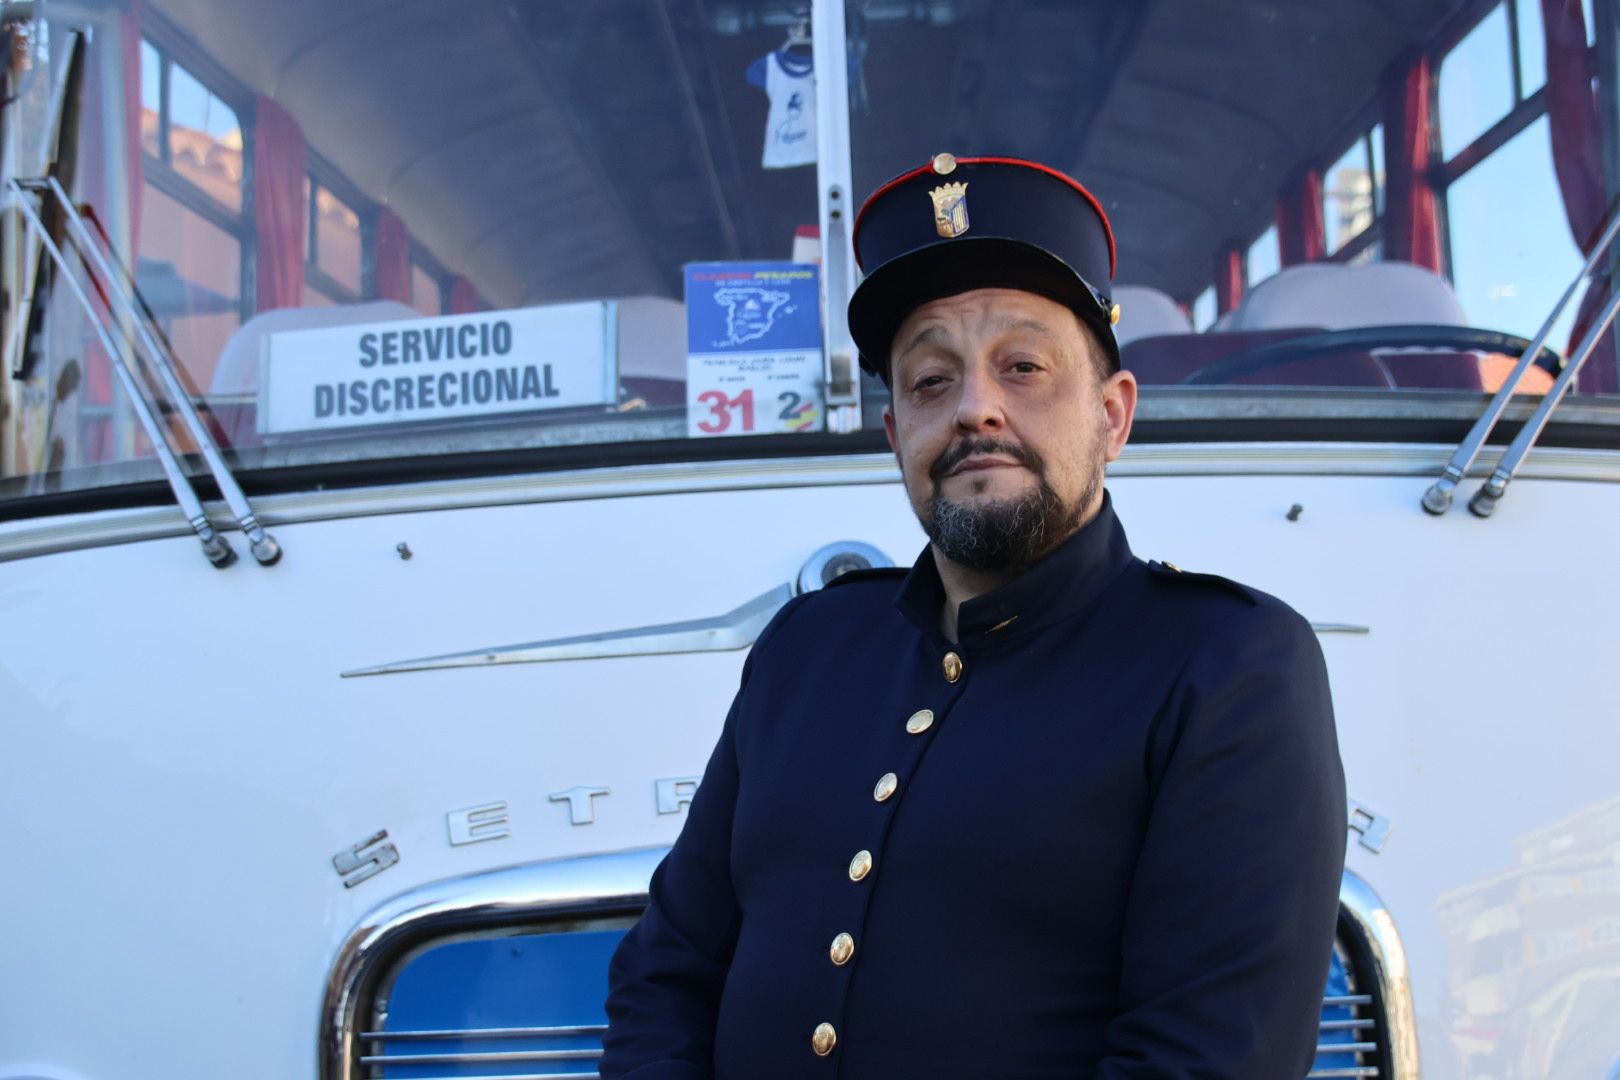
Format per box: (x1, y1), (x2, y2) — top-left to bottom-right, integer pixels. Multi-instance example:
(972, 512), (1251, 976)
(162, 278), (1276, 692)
(365, 925), (628, 1078)
(361, 924), (1378, 1078)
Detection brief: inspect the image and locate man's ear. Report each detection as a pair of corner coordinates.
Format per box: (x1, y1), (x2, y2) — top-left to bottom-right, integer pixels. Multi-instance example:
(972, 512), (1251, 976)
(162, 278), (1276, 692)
(882, 404), (899, 458)
(1101, 369), (1138, 462)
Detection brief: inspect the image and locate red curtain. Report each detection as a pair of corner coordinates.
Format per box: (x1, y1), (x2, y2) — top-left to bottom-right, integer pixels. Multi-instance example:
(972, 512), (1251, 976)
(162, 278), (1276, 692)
(1276, 168), (1326, 266)
(1543, 0), (1615, 393)
(1213, 247), (1244, 314)
(374, 207), (411, 303)
(253, 97), (306, 311)
(449, 277), (484, 314)
(1381, 52), (1443, 272)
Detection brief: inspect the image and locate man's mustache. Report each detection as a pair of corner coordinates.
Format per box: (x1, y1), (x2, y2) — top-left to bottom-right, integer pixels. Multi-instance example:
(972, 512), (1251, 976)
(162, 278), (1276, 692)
(929, 438), (1044, 482)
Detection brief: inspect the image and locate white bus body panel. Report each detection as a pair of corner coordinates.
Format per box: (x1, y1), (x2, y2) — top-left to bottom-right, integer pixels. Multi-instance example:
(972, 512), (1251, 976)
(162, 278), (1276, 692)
(2, 448), (1618, 1077)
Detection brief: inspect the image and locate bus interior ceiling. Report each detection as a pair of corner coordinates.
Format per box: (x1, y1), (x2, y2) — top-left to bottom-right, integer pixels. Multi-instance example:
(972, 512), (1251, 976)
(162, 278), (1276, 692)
(143, 0), (1471, 311)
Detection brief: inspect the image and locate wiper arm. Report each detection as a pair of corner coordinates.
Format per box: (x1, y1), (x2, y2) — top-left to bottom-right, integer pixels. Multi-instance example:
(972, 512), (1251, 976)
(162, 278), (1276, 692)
(1468, 283), (1620, 516)
(40, 175), (281, 562)
(1423, 196), (1620, 515)
(7, 176), (236, 565)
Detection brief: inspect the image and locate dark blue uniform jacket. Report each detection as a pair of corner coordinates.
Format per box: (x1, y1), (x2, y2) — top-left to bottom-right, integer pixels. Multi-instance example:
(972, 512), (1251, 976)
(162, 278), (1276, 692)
(603, 495), (1347, 1079)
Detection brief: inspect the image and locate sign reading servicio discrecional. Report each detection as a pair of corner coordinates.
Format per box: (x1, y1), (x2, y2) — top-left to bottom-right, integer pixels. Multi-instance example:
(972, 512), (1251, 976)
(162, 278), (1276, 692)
(258, 303), (614, 435)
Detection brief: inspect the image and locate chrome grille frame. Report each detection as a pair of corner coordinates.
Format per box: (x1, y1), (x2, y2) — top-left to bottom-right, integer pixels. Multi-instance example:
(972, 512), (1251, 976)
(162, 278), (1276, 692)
(319, 854), (1418, 1080)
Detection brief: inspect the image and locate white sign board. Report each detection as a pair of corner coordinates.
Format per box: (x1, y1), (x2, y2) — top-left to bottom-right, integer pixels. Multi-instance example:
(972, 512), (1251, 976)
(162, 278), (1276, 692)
(259, 303), (614, 436)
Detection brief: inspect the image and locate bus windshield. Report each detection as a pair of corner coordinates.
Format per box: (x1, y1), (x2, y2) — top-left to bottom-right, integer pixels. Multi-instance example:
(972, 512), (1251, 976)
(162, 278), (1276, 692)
(4, 0), (1619, 513)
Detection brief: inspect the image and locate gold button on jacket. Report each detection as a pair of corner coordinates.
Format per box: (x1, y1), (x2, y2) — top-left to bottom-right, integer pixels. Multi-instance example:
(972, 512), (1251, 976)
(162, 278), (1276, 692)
(829, 932), (855, 965)
(848, 849), (873, 881)
(905, 708), (934, 734)
(811, 1021), (837, 1056)
(942, 651), (964, 682)
(874, 772), (899, 802)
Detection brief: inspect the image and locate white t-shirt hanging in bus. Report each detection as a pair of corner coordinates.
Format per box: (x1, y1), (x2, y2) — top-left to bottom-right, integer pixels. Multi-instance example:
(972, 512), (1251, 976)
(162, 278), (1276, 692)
(747, 50), (816, 170)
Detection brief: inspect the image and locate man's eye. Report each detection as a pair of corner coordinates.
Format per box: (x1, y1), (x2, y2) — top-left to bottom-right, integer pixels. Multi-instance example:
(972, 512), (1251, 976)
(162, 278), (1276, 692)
(912, 374), (947, 391)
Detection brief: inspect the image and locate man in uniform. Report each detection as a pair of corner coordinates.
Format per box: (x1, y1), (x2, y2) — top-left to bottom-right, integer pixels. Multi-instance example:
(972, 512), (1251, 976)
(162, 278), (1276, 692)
(601, 155), (1347, 1079)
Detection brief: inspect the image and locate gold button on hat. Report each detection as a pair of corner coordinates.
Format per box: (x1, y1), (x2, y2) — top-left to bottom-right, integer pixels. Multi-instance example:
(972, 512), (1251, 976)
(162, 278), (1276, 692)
(848, 849), (873, 881)
(874, 772), (899, 802)
(942, 651), (964, 683)
(905, 708), (934, 735)
(812, 1021), (838, 1056)
(829, 931), (855, 966)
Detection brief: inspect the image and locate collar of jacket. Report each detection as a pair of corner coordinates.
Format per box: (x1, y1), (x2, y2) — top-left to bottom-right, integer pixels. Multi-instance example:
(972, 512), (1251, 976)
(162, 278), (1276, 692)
(894, 489), (1135, 649)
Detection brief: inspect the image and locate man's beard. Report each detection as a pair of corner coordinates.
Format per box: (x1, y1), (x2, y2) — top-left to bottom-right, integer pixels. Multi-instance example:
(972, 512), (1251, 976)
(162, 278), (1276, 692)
(918, 435), (1104, 573)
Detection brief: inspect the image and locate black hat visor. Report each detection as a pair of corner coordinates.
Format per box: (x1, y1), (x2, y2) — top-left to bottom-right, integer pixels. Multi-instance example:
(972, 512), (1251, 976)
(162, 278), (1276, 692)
(849, 236), (1120, 383)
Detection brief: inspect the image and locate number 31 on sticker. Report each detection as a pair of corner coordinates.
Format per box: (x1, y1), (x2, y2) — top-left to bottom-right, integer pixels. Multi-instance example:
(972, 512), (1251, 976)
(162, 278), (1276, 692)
(693, 388), (821, 436)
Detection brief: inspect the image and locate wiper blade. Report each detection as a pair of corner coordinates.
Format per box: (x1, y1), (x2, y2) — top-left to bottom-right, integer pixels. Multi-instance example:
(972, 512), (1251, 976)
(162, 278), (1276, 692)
(1423, 195), (1620, 515)
(3, 22), (81, 381)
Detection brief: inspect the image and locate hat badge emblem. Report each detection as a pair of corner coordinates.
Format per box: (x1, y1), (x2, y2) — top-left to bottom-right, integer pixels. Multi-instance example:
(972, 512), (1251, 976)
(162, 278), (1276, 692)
(929, 181), (970, 238)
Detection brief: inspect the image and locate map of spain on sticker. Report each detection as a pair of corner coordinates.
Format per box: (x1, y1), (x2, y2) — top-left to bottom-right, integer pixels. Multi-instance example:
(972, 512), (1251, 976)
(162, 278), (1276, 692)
(684, 262), (825, 438)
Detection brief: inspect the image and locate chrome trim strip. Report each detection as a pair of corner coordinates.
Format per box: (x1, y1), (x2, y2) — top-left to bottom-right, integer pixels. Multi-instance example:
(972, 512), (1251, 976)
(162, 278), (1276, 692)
(362, 1025), (608, 1040)
(324, 854), (1414, 1080)
(359, 1050), (600, 1065)
(343, 540), (893, 677)
(319, 846), (666, 1080)
(8, 442), (1620, 564)
(341, 583), (794, 677)
(1311, 624), (1371, 635)
(1339, 868), (1421, 1080)
(372, 1074), (598, 1080)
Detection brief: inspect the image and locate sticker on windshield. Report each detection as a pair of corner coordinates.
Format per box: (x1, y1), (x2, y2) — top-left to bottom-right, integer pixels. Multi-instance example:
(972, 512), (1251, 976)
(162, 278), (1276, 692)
(684, 262), (825, 438)
(258, 303), (615, 436)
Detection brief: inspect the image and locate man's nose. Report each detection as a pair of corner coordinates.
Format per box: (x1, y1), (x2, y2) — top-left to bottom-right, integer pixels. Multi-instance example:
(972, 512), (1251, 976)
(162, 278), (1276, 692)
(953, 362), (1006, 432)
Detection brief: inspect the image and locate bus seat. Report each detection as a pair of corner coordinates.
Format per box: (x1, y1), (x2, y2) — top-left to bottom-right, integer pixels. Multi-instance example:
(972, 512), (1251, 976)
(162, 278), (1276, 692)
(205, 301), (420, 448)
(1227, 262), (1468, 331)
(1124, 327), (1395, 388)
(1112, 285), (1192, 348)
(210, 301), (421, 397)
(1224, 263), (1480, 389)
(615, 297), (687, 383)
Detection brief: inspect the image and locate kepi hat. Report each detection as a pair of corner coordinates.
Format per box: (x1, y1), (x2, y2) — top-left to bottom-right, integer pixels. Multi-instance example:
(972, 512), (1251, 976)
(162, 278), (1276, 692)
(848, 154), (1120, 381)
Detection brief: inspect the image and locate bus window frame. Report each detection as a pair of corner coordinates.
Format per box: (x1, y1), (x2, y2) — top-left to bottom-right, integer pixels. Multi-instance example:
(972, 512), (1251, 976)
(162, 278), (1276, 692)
(138, 19), (254, 330)
(303, 156), (372, 307)
(1322, 120), (1387, 263)
(410, 242), (450, 317)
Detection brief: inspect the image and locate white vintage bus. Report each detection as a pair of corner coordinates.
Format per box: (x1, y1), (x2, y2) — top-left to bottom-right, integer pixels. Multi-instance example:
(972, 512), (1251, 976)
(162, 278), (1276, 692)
(3, 0), (1619, 1077)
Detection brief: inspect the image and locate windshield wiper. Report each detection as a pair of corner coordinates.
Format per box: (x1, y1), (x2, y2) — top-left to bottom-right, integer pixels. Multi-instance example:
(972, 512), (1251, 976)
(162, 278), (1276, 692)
(1424, 198), (1620, 517)
(6, 173), (282, 566)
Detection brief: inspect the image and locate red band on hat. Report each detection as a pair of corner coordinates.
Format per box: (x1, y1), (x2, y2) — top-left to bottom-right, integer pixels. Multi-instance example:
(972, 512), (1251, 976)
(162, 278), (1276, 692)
(851, 156), (1117, 278)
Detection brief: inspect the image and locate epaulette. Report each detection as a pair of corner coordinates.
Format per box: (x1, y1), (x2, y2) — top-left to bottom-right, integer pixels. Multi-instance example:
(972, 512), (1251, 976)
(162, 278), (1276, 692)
(821, 565), (909, 591)
(1146, 559), (1261, 605)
